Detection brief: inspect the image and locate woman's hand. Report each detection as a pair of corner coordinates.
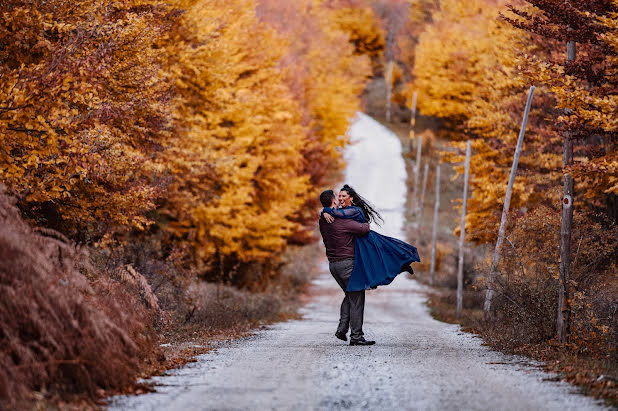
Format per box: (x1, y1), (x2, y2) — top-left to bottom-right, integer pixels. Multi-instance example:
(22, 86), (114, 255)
(324, 213), (335, 223)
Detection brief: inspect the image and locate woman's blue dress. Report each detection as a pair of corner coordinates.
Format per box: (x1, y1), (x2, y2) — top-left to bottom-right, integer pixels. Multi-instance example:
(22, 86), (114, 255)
(322, 206), (420, 292)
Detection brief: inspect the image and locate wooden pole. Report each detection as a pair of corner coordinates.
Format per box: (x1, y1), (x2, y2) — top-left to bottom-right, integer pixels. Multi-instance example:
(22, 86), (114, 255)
(430, 164), (440, 286)
(412, 135), (423, 217)
(456, 141), (472, 318)
(409, 91), (417, 151)
(385, 60), (393, 123)
(417, 163), (430, 243)
(557, 38), (576, 343)
(483, 86), (536, 317)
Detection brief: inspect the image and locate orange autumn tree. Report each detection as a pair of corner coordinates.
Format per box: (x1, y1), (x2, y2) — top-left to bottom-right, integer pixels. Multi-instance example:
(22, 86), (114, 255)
(411, 0), (617, 241)
(412, 0), (523, 240)
(1, 0), (375, 288)
(160, 0), (310, 284)
(412, 0), (509, 126)
(0, 0), (174, 239)
(327, 0), (386, 71)
(501, 0), (618, 344)
(257, 0), (372, 241)
(410, 0), (564, 243)
(505, 0), (618, 219)
(398, 0), (439, 80)
(584, 3), (618, 208)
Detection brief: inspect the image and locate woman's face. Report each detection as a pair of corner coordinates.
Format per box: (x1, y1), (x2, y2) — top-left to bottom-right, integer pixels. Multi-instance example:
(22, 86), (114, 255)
(338, 190), (352, 207)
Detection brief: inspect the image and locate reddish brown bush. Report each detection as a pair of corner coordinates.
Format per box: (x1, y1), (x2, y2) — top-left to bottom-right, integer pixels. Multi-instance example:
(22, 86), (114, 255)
(483, 205), (617, 360)
(183, 282), (282, 331)
(0, 185), (159, 405)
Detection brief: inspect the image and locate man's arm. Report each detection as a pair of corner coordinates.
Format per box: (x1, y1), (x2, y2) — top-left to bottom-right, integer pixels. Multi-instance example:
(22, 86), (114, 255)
(322, 207), (363, 220)
(339, 219), (370, 236)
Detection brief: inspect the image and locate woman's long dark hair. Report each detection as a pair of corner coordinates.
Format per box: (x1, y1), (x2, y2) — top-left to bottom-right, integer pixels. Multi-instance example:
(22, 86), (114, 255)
(340, 184), (384, 226)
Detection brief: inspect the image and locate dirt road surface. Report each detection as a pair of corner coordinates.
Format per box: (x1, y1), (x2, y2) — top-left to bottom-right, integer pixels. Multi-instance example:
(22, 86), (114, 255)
(109, 114), (605, 411)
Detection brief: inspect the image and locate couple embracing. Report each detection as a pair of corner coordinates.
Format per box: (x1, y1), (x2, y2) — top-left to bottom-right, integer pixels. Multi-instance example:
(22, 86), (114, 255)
(318, 184), (420, 346)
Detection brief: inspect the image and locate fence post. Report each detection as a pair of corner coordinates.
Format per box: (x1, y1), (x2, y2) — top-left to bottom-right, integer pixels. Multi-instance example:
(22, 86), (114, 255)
(483, 86), (536, 318)
(412, 135), (423, 217)
(417, 163), (429, 242)
(430, 164), (440, 286)
(456, 141), (472, 318)
(409, 91), (417, 151)
(385, 60), (393, 123)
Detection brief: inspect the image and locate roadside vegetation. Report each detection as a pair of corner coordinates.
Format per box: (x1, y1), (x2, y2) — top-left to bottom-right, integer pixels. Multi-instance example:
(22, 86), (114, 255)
(0, 0), (384, 407)
(372, 0), (617, 403)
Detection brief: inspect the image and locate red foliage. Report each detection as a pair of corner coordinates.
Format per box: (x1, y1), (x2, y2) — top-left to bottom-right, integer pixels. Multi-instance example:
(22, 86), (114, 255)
(0, 185), (159, 405)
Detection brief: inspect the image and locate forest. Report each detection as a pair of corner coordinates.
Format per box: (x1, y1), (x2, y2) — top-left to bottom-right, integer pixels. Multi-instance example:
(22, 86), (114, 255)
(403, 0), (617, 400)
(0, 0), (616, 407)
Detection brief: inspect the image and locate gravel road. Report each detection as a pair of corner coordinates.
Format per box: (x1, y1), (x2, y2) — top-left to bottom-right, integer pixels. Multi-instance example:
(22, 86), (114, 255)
(109, 114), (605, 411)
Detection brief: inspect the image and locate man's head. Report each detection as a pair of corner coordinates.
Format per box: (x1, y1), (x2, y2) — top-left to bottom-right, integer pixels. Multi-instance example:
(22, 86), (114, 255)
(319, 190), (337, 208)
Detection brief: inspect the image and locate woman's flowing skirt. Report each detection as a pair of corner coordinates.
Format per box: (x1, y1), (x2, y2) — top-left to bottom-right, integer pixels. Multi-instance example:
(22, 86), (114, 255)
(346, 230), (420, 292)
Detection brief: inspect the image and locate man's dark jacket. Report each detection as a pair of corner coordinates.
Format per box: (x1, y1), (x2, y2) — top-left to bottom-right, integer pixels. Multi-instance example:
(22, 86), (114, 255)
(319, 217), (370, 262)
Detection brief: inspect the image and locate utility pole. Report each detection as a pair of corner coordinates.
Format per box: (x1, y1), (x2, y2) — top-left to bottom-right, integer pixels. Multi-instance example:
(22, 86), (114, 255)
(385, 19), (395, 123)
(456, 141), (471, 318)
(483, 86), (535, 317)
(557, 36), (576, 343)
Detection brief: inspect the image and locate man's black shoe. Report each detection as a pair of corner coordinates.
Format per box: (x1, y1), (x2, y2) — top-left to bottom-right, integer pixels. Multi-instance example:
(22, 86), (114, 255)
(350, 339), (376, 346)
(335, 331), (347, 341)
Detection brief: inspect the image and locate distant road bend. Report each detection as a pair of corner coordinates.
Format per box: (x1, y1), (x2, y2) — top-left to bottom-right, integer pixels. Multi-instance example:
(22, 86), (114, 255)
(110, 113), (605, 411)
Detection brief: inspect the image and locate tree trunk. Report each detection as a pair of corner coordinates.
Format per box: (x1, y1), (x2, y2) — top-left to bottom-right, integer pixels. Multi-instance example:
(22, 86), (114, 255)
(557, 39), (576, 344)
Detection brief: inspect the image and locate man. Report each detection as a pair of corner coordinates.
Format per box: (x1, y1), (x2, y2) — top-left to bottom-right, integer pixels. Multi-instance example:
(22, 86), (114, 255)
(318, 189), (375, 346)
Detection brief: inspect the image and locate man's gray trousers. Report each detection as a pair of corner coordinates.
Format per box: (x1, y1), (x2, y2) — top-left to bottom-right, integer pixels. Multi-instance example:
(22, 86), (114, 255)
(328, 258), (365, 341)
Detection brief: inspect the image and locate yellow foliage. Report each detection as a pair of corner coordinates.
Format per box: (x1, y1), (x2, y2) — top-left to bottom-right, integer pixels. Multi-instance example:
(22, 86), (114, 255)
(0, 0), (173, 235)
(161, 0), (310, 264)
(0, 0), (372, 282)
(410, 0), (617, 244)
(330, 4), (385, 59)
(256, 0), (372, 241)
(514, 4), (618, 201)
(413, 0), (510, 122)
(398, 0), (438, 77)
(412, 0), (552, 242)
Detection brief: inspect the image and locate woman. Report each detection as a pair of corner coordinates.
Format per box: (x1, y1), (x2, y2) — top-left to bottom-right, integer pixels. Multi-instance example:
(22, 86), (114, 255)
(321, 184), (420, 292)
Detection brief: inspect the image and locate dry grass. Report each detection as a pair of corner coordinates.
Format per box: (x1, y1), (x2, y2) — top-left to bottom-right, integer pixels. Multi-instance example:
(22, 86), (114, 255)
(179, 242), (321, 334)
(0, 185), (160, 407)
